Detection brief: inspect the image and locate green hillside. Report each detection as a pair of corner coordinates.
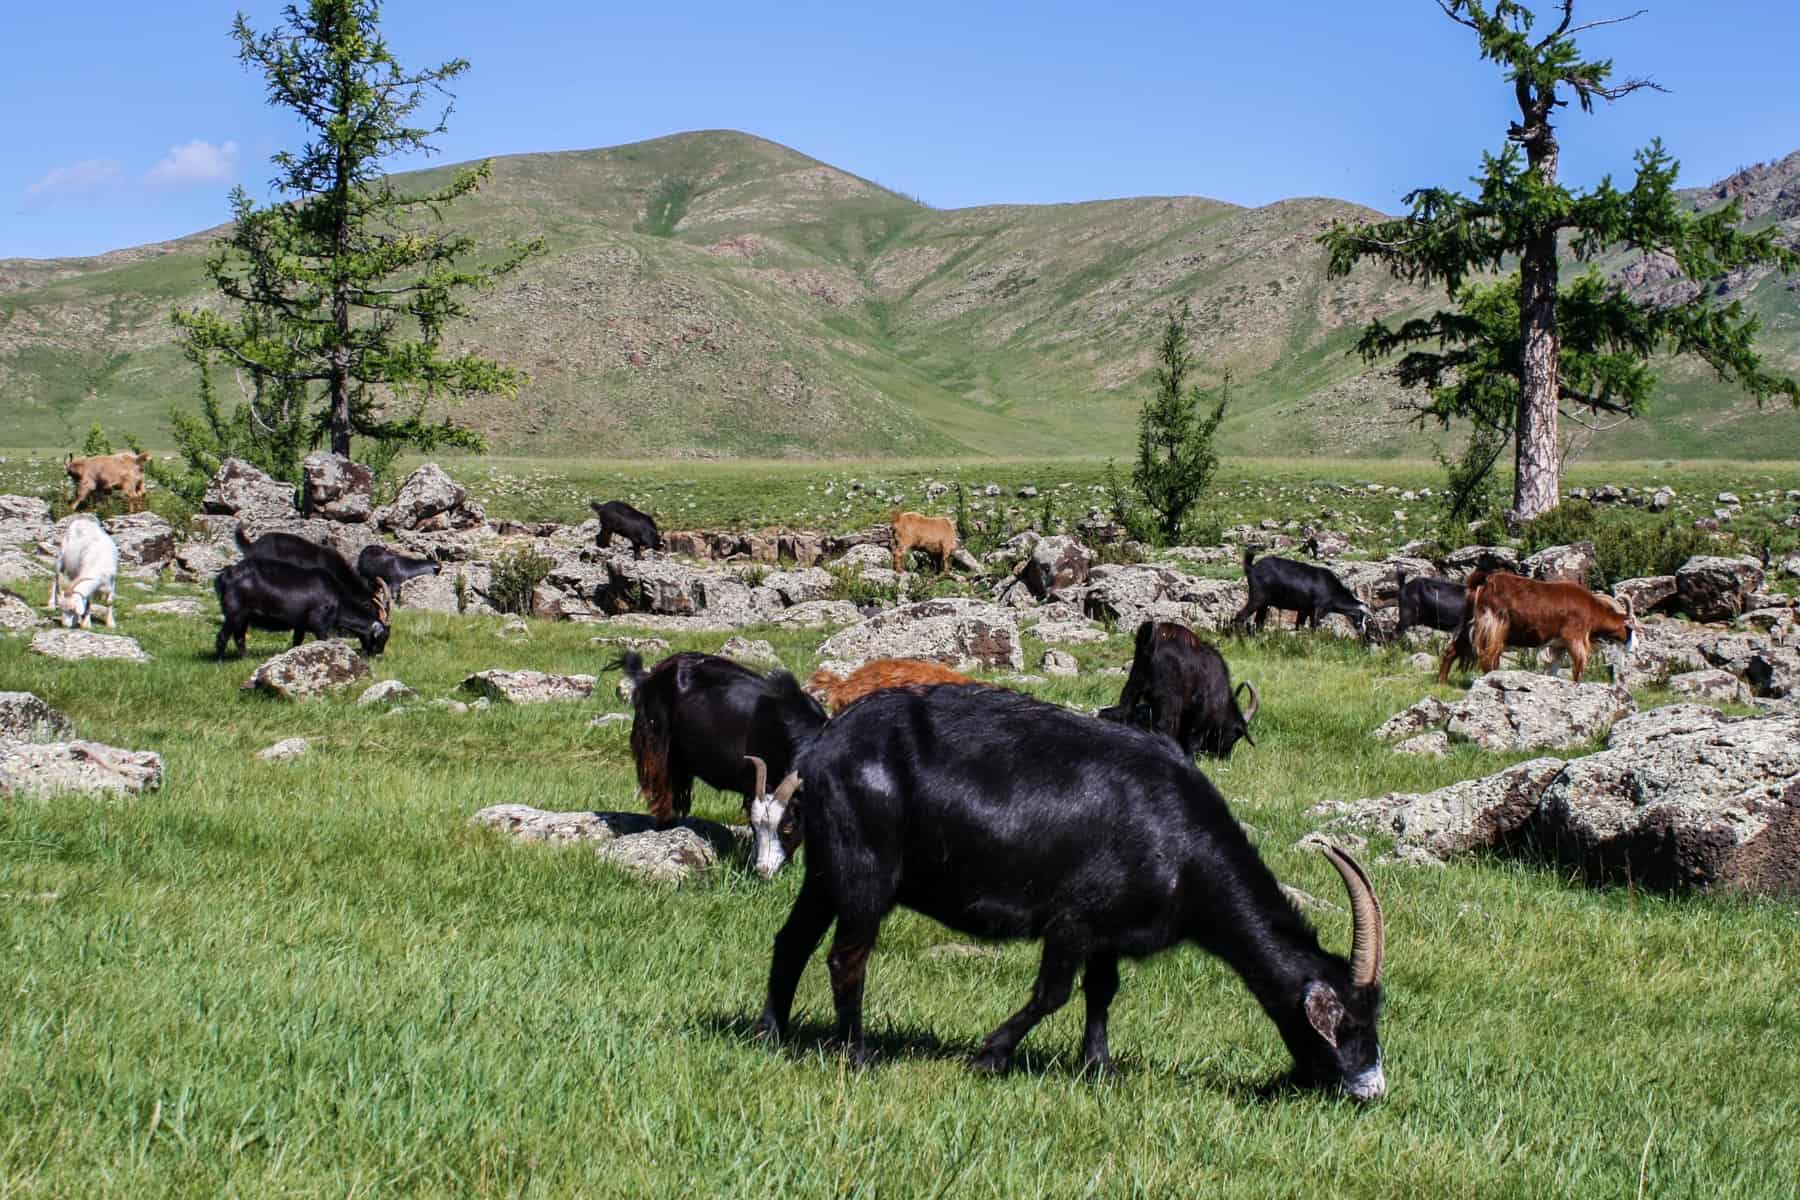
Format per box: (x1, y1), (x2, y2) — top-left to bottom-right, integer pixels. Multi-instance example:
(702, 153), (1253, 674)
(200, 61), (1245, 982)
(2, 130), (1797, 459)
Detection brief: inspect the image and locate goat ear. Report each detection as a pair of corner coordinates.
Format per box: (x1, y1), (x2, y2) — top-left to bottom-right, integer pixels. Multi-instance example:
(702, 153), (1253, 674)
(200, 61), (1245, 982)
(1303, 981), (1345, 1049)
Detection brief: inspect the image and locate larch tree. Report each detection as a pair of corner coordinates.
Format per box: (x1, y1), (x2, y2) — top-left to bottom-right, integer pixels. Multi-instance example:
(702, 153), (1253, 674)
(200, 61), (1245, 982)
(1320, 0), (1799, 522)
(1129, 301), (1229, 545)
(172, 0), (543, 477)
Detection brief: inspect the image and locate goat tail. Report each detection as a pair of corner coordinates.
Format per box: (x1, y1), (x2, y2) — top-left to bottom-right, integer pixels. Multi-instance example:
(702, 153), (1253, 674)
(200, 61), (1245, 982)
(603, 651), (649, 687)
(1470, 606), (1508, 672)
(1133, 618), (1156, 658)
(628, 668), (677, 825)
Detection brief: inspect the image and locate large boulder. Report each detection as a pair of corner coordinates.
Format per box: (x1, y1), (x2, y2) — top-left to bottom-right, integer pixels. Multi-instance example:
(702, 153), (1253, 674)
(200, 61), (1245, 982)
(30, 630), (152, 662)
(0, 494), (51, 524)
(1020, 535), (1093, 599)
(399, 563), (498, 616)
(244, 640), (370, 698)
(171, 540), (238, 584)
(595, 827), (727, 884)
(1522, 541), (1597, 585)
(460, 670), (596, 704)
(1321, 706), (1800, 894)
(0, 692), (76, 742)
(816, 598), (1023, 673)
(1443, 545), (1520, 581)
(1537, 712), (1800, 892)
(0, 548), (49, 588)
(1443, 671), (1633, 752)
(103, 512), (176, 569)
(595, 557), (755, 623)
(0, 738), (164, 797)
(380, 463), (484, 532)
(1612, 575), (1678, 615)
(301, 452), (375, 523)
(1674, 555), (1763, 622)
(759, 566), (834, 606)
(203, 459), (297, 520)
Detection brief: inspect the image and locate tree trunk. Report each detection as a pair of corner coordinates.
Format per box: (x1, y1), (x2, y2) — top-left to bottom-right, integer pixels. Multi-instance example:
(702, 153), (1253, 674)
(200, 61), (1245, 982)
(1510, 93), (1563, 522)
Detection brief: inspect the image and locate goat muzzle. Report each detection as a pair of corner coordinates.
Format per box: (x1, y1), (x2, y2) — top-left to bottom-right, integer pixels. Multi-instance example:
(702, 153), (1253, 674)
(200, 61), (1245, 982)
(1317, 844), (1384, 988)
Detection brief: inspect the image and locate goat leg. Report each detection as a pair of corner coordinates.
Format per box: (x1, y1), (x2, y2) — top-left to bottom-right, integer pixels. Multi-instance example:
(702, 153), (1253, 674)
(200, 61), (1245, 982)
(972, 942), (1079, 1074)
(1078, 953), (1122, 1077)
(756, 875), (835, 1044)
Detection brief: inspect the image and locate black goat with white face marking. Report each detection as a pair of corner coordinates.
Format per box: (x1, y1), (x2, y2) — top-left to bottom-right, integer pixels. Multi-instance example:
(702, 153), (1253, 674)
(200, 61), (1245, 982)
(755, 685), (1387, 1099)
(1233, 546), (1375, 637)
(613, 652), (824, 831)
(1098, 620), (1259, 760)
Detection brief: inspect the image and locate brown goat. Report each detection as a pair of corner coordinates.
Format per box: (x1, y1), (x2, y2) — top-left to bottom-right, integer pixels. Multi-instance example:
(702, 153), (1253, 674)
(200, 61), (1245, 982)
(66, 451), (152, 512)
(806, 658), (976, 712)
(1437, 570), (1639, 685)
(891, 510), (959, 573)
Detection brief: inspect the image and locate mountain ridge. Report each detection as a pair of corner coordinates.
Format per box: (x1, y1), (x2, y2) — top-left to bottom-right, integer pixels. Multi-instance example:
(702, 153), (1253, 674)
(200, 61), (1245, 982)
(2, 129), (1796, 459)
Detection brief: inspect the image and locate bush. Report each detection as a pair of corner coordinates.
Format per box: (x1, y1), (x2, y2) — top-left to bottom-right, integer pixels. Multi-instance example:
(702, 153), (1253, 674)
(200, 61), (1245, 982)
(827, 564), (898, 608)
(1518, 504), (1720, 587)
(487, 547), (554, 616)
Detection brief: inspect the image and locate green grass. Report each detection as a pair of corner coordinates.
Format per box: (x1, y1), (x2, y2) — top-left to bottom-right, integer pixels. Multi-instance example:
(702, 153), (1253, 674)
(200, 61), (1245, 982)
(4, 529), (1798, 1194)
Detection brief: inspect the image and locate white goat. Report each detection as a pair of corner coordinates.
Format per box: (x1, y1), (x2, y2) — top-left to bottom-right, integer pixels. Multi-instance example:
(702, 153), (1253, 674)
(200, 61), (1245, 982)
(50, 516), (120, 629)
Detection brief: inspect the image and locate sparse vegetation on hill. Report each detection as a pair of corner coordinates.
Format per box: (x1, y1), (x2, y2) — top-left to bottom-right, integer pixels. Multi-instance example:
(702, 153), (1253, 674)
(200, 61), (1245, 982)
(6, 129), (1796, 462)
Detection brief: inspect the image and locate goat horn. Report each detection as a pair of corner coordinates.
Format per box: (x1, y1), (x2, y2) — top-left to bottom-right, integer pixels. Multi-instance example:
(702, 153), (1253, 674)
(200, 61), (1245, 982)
(1238, 680), (1260, 724)
(1317, 844), (1384, 988)
(744, 755), (767, 799)
(772, 771), (803, 803)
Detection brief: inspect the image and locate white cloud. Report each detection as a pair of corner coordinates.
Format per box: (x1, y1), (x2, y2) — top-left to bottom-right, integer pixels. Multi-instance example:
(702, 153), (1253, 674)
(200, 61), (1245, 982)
(145, 139), (240, 188)
(24, 159), (126, 203)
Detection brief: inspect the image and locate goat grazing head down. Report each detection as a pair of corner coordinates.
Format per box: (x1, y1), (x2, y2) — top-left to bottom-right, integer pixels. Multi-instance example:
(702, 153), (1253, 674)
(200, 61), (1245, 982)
(744, 755), (804, 880)
(1440, 570), (1639, 684)
(755, 684), (1388, 1098)
(1098, 621), (1261, 759)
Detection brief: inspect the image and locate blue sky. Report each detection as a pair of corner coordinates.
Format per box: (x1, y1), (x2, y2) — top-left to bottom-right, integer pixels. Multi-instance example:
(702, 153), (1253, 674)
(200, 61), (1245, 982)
(4, 1), (1797, 259)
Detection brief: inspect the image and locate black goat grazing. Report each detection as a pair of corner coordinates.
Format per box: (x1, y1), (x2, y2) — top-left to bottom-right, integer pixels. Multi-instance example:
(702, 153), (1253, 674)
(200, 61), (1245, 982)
(613, 652), (826, 826)
(357, 544), (442, 598)
(214, 557), (391, 659)
(1098, 620), (1259, 759)
(591, 500), (663, 559)
(755, 685), (1388, 1098)
(1394, 568), (1467, 637)
(1233, 546), (1375, 637)
(235, 527), (373, 600)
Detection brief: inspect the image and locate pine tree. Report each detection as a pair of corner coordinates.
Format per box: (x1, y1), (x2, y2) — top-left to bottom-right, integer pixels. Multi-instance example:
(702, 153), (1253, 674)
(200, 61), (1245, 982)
(1320, 0), (1799, 522)
(171, 0), (543, 470)
(1130, 301), (1228, 545)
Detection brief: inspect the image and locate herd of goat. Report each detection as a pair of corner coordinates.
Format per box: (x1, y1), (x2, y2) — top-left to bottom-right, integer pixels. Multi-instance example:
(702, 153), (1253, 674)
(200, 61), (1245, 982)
(42, 491), (1664, 1101)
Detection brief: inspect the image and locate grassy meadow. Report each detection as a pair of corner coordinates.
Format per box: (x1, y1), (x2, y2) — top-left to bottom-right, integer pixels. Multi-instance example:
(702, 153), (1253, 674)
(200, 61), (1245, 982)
(3, 455), (1800, 1196)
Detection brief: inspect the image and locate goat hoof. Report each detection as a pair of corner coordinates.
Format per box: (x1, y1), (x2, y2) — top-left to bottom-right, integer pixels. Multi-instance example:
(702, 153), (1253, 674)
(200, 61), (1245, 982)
(1079, 1056), (1119, 1081)
(970, 1048), (1012, 1075)
(751, 1014), (784, 1045)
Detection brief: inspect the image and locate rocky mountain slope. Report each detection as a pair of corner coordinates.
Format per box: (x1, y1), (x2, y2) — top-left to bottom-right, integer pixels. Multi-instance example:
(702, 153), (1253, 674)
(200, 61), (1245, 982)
(2, 130), (1796, 459)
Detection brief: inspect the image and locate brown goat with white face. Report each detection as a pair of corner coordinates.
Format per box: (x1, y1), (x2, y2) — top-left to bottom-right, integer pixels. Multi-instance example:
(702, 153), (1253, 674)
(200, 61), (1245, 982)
(1438, 570), (1639, 685)
(891, 510), (959, 573)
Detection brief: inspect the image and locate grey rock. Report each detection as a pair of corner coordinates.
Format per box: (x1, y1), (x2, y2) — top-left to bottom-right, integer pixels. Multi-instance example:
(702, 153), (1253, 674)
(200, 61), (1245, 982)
(103, 512), (176, 568)
(245, 640), (370, 698)
(1613, 575), (1677, 615)
(589, 712), (632, 728)
(1315, 757), (1567, 862)
(30, 630), (152, 662)
(460, 670), (596, 704)
(1649, 487), (1675, 513)
(595, 826), (725, 884)
(1443, 545), (1520, 580)
(400, 564), (497, 615)
(1020, 535), (1093, 599)
(1745, 648), (1800, 699)
(1, 588), (44, 630)
(0, 495), (51, 524)
(357, 679), (418, 706)
(301, 452), (374, 523)
(1373, 697), (1452, 741)
(496, 617), (532, 641)
(0, 548), (49, 587)
(1522, 541), (1596, 585)
(1041, 648), (1079, 676)
(718, 636), (779, 666)
(759, 566), (834, 606)
(0, 692), (75, 743)
(256, 737), (311, 762)
(171, 540), (238, 584)
(1444, 670), (1633, 752)
(203, 458), (297, 520)
(816, 598), (1023, 673)
(0, 738), (164, 797)
(1606, 704), (1734, 752)
(1394, 731), (1450, 757)
(766, 600), (865, 628)
(1538, 713), (1800, 893)
(1030, 618), (1107, 645)
(1674, 555), (1763, 622)
(1667, 669), (1747, 703)
(589, 635), (671, 654)
(382, 463), (484, 532)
